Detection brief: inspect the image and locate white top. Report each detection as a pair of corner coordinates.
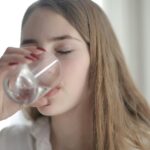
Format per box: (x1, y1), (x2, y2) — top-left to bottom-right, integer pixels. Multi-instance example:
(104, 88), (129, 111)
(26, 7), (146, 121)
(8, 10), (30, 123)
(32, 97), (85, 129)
(0, 117), (52, 150)
(0, 117), (149, 150)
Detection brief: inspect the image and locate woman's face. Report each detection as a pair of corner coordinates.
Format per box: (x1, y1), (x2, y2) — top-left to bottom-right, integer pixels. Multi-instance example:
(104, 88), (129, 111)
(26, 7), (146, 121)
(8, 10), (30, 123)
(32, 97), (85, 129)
(21, 8), (90, 116)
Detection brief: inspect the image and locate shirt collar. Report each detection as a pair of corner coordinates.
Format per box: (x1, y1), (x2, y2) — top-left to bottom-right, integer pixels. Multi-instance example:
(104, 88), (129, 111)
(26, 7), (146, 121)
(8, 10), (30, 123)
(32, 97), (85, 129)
(30, 117), (52, 150)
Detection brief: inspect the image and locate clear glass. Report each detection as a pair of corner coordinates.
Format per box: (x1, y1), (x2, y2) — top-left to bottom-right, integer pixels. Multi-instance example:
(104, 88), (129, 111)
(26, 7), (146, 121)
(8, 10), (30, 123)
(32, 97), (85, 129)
(3, 54), (61, 105)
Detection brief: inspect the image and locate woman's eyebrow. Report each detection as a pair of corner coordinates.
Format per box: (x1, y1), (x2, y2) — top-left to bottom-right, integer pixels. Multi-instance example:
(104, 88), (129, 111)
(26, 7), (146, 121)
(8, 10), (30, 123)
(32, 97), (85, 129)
(49, 35), (82, 42)
(21, 35), (83, 45)
(21, 39), (37, 45)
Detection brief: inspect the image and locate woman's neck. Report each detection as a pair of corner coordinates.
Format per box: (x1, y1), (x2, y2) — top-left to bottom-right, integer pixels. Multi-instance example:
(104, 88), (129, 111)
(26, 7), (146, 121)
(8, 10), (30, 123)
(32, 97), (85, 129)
(50, 100), (93, 150)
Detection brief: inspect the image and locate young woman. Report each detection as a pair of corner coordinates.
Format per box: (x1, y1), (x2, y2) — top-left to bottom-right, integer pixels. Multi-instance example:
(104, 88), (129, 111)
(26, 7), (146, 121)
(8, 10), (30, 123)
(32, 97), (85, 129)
(0, 0), (150, 150)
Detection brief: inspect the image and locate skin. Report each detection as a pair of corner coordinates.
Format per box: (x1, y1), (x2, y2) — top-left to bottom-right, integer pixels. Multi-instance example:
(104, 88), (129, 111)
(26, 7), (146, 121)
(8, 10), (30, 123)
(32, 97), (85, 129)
(21, 8), (93, 150)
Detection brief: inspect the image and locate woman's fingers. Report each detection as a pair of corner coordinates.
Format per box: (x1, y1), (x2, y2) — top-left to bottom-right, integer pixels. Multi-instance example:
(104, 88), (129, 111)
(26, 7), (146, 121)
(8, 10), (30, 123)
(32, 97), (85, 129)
(0, 46), (46, 73)
(4, 46), (43, 56)
(4, 47), (32, 55)
(22, 46), (46, 55)
(0, 53), (33, 65)
(0, 46), (44, 64)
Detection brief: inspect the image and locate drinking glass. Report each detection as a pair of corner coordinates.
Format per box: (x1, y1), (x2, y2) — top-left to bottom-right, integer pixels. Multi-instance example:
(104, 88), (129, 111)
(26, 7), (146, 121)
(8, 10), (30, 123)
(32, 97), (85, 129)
(3, 53), (61, 105)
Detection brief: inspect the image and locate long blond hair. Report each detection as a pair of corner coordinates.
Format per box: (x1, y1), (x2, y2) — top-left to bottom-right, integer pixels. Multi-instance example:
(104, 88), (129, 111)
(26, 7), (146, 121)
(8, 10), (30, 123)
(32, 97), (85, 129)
(21, 0), (150, 149)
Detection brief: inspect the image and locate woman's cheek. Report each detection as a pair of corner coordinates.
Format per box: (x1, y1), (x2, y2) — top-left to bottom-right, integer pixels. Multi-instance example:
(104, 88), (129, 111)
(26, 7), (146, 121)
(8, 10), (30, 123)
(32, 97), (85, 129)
(62, 59), (88, 89)
(59, 52), (90, 91)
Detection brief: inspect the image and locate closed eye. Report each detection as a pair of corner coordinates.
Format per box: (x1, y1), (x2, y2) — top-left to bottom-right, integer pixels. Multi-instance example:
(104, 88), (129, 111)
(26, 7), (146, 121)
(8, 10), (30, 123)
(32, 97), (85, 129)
(56, 50), (73, 54)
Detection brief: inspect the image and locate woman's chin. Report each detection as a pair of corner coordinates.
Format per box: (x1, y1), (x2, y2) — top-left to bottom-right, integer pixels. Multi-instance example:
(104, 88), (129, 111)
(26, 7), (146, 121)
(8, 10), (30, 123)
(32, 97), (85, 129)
(37, 103), (53, 116)
(37, 103), (69, 117)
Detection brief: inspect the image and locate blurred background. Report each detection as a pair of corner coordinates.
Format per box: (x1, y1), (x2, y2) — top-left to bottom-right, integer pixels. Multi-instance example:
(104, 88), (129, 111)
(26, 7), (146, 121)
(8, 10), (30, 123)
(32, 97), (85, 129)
(0, 0), (150, 130)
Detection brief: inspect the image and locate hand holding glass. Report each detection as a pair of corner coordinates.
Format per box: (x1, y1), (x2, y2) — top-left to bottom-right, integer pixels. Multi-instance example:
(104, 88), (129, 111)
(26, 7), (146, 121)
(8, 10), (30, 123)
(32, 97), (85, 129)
(3, 53), (61, 105)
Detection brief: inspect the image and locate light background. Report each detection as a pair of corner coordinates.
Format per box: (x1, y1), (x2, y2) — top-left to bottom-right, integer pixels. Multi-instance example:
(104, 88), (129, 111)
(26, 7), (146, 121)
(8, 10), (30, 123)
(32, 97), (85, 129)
(0, 0), (149, 130)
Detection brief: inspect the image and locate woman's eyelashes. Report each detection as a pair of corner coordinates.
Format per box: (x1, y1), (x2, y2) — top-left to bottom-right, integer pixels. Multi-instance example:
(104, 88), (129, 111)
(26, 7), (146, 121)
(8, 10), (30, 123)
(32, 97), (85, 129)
(56, 49), (73, 55)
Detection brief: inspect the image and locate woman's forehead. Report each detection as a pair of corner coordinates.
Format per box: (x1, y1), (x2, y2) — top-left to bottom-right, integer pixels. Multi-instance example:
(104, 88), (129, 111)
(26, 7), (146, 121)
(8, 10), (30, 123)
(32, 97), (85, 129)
(22, 8), (84, 42)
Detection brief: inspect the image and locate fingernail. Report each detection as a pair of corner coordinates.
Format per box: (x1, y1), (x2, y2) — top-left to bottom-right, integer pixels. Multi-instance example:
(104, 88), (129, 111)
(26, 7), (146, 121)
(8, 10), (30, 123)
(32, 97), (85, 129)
(37, 47), (46, 51)
(30, 53), (40, 60)
(24, 56), (36, 61)
(8, 62), (19, 66)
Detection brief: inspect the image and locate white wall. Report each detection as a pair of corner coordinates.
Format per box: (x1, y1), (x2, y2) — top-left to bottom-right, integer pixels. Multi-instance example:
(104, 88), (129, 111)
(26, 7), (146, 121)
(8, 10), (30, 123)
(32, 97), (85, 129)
(141, 0), (150, 102)
(0, 0), (36, 57)
(102, 0), (150, 102)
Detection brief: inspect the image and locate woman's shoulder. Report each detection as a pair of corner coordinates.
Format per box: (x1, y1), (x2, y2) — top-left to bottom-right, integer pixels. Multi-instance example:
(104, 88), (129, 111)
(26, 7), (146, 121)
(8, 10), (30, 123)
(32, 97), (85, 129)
(0, 117), (51, 150)
(0, 123), (32, 138)
(0, 116), (49, 138)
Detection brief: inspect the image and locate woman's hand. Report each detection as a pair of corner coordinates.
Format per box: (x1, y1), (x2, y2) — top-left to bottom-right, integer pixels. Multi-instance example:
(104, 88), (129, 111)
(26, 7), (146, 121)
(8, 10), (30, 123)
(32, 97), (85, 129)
(0, 46), (42, 120)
